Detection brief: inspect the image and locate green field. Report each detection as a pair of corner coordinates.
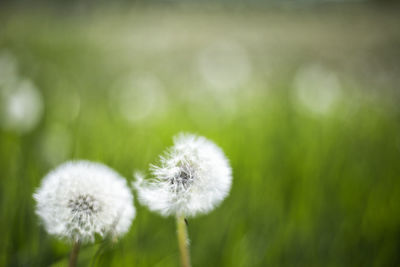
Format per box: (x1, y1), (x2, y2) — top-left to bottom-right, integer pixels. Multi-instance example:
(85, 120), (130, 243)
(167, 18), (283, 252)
(1, 4), (400, 266)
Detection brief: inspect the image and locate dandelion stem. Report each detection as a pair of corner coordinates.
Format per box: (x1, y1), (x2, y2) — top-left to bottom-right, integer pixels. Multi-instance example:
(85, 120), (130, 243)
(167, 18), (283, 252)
(69, 240), (80, 267)
(176, 214), (191, 267)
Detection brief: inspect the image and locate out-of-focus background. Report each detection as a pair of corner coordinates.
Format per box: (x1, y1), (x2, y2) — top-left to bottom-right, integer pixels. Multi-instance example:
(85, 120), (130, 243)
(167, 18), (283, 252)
(1, 0), (400, 266)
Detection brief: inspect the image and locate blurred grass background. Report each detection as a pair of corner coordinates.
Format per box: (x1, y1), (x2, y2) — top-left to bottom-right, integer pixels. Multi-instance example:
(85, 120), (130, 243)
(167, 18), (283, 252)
(1, 2), (400, 266)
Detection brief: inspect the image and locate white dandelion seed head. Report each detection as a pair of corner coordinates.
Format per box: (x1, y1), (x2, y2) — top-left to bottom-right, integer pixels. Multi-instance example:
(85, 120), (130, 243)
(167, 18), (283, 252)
(34, 161), (135, 244)
(134, 133), (232, 218)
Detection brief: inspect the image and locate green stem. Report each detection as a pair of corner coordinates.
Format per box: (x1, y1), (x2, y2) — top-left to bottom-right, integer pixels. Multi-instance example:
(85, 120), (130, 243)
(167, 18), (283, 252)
(69, 240), (80, 267)
(176, 214), (191, 267)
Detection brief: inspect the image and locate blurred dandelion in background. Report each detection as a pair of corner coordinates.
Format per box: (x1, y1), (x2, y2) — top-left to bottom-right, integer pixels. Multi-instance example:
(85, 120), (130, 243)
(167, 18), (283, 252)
(39, 123), (72, 167)
(109, 73), (167, 124)
(197, 40), (252, 92)
(0, 50), (43, 134)
(49, 89), (81, 123)
(0, 50), (19, 87)
(0, 79), (43, 133)
(293, 63), (342, 116)
(190, 40), (253, 123)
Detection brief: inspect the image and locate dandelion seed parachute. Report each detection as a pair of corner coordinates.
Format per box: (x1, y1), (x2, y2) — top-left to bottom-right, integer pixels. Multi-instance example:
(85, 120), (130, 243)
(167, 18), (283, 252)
(135, 133), (232, 217)
(34, 161), (135, 243)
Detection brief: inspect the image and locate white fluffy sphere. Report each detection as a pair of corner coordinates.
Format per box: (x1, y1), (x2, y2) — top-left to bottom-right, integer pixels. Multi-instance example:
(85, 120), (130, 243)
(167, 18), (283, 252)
(135, 133), (232, 217)
(34, 161), (135, 243)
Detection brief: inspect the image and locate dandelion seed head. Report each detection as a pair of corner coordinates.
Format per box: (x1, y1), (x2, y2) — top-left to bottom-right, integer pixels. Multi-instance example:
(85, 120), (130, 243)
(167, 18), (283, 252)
(34, 161), (135, 243)
(135, 134), (232, 217)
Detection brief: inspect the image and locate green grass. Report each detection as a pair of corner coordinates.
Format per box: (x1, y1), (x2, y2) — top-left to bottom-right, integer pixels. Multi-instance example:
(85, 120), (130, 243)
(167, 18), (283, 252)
(1, 4), (400, 266)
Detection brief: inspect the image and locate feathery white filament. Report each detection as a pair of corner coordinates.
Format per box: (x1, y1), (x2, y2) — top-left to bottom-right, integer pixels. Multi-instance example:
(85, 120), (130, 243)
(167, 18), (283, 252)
(34, 161), (135, 243)
(135, 133), (232, 217)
